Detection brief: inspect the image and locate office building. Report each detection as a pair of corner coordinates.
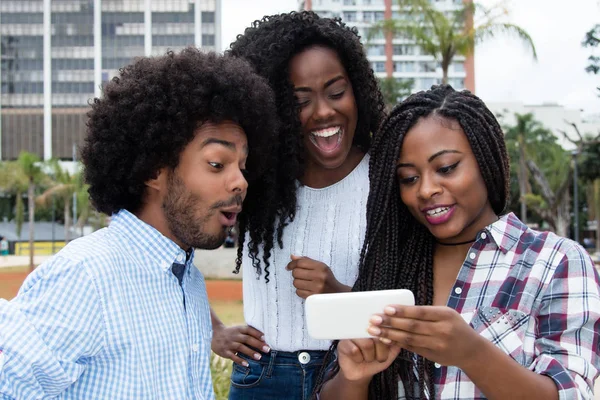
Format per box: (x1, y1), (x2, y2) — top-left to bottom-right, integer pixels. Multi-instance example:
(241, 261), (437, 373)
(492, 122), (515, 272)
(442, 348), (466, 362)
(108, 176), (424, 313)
(0, 0), (221, 160)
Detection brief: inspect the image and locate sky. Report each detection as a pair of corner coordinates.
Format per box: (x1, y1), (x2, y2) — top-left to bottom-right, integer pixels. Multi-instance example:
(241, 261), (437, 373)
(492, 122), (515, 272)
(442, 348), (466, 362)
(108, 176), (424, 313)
(221, 0), (600, 117)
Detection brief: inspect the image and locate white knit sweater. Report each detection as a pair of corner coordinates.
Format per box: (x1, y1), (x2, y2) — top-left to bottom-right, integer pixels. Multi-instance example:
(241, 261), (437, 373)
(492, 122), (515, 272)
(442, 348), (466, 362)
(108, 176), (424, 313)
(241, 154), (369, 351)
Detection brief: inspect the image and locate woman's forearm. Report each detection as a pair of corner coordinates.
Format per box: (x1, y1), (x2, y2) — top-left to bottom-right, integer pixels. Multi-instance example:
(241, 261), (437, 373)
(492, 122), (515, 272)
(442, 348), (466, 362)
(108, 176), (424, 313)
(461, 335), (559, 400)
(319, 373), (371, 400)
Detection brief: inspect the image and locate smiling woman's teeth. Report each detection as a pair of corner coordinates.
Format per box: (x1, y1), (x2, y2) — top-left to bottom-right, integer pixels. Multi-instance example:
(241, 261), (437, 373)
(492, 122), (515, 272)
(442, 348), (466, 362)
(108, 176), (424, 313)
(312, 127), (341, 138)
(310, 127), (343, 152)
(426, 207), (450, 216)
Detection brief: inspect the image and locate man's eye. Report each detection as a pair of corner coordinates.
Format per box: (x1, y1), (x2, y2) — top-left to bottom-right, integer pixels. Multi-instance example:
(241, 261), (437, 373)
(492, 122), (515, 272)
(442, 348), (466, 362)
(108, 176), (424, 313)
(209, 162), (223, 169)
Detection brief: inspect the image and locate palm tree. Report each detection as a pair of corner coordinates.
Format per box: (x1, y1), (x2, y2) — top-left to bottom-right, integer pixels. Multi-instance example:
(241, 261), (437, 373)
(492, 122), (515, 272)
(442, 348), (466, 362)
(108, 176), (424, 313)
(504, 113), (552, 224)
(37, 160), (80, 244)
(17, 152), (43, 271)
(371, 0), (537, 84)
(0, 160), (28, 238)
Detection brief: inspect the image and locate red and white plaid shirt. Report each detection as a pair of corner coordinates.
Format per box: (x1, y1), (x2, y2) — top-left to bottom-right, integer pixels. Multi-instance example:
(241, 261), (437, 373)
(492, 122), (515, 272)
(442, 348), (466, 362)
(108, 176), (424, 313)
(398, 213), (600, 399)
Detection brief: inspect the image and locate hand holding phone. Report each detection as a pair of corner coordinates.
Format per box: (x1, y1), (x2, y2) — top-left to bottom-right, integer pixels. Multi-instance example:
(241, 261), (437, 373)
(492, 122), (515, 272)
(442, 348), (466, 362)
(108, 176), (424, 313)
(305, 289), (415, 340)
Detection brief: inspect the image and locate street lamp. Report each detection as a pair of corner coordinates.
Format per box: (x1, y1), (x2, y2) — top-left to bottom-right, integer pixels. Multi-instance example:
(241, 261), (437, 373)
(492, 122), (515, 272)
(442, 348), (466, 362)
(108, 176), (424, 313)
(572, 150), (579, 243)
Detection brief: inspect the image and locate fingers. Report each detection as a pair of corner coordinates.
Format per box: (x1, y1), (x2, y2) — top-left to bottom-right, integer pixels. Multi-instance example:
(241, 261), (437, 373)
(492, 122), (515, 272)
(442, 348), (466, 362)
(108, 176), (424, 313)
(295, 289), (313, 299)
(368, 323), (431, 350)
(338, 339), (368, 364)
(243, 326), (267, 342)
(228, 343), (263, 364)
(383, 305), (449, 321)
(369, 314), (432, 336)
(374, 340), (391, 363)
(286, 256), (325, 271)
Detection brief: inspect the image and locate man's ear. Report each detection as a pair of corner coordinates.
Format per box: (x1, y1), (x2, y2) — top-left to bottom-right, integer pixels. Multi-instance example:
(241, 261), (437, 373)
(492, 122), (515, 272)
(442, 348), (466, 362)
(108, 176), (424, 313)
(146, 167), (167, 192)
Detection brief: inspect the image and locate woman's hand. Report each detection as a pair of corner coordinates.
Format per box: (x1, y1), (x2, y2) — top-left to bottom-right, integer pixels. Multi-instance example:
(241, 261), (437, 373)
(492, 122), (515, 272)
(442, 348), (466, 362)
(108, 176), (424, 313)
(337, 338), (402, 383)
(211, 324), (270, 366)
(368, 305), (484, 369)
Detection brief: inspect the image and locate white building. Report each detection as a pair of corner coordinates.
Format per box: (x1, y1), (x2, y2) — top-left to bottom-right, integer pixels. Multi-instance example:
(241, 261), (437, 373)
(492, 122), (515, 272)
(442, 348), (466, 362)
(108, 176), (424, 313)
(0, 0), (222, 160)
(488, 102), (600, 150)
(300, 0), (473, 93)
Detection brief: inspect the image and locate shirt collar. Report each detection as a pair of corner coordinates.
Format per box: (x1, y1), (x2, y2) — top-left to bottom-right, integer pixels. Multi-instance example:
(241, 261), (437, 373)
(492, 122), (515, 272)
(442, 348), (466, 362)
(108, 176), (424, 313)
(108, 209), (195, 274)
(486, 212), (528, 254)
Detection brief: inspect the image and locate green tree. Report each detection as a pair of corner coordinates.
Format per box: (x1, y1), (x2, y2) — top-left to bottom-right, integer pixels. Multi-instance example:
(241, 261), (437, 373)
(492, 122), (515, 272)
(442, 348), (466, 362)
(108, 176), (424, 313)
(371, 0), (537, 84)
(582, 24), (599, 75)
(0, 161), (28, 238)
(18, 152), (44, 271)
(378, 77), (414, 110)
(503, 113), (553, 224)
(502, 114), (571, 236)
(37, 160), (82, 243)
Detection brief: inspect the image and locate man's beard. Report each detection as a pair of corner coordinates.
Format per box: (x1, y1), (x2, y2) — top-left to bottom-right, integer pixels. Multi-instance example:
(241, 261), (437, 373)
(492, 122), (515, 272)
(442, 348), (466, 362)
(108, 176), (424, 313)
(162, 173), (225, 250)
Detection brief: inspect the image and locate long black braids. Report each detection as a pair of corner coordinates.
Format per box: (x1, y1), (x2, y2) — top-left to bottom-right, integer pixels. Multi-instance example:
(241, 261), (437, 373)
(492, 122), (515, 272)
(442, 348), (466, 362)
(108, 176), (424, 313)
(314, 85), (510, 399)
(228, 11), (385, 282)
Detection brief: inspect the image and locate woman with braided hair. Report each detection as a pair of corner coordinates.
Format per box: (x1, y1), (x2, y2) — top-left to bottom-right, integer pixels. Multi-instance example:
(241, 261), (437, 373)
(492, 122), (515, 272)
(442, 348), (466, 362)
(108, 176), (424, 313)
(208, 11), (385, 400)
(317, 85), (600, 399)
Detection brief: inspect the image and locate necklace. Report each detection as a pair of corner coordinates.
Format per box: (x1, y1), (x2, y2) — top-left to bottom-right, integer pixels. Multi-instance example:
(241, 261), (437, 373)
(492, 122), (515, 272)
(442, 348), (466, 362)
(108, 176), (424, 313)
(435, 238), (476, 246)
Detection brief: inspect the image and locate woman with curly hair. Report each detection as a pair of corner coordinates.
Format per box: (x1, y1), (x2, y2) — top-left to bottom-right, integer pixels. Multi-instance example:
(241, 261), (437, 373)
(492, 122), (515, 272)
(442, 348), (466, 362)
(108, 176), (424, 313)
(208, 10), (385, 400)
(317, 85), (600, 399)
(0, 48), (279, 399)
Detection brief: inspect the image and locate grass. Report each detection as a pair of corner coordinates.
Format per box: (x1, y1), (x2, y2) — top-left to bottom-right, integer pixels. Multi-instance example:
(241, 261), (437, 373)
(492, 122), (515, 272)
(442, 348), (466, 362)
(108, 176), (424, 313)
(209, 300), (244, 399)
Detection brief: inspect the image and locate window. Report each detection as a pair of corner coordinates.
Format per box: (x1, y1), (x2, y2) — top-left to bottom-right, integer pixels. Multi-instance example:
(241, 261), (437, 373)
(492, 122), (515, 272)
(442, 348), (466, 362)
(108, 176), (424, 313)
(343, 12), (357, 22)
(453, 62), (465, 73)
(393, 45), (415, 55)
(394, 62), (415, 72)
(201, 12), (215, 23)
(420, 78), (440, 89)
(363, 11), (374, 22)
(367, 45), (385, 56)
(372, 62), (386, 72)
(420, 62), (438, 72)
(202, 34), (215, 46)
(450, 78), (465, 88)
(343, 0), (356, 5)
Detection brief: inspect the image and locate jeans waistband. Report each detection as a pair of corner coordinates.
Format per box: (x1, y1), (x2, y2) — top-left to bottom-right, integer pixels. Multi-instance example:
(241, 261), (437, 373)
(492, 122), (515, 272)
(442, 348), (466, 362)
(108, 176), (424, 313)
(265, 349), (328, 361)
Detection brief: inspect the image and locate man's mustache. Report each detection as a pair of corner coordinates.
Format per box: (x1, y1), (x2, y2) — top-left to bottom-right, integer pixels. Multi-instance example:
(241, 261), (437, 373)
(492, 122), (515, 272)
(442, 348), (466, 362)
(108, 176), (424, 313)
(211, 195), (243, 210)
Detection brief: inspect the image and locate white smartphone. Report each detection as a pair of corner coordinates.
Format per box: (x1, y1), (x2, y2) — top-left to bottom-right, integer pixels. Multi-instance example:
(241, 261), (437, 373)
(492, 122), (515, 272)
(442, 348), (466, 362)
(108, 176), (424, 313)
(305, 289), (415, 340)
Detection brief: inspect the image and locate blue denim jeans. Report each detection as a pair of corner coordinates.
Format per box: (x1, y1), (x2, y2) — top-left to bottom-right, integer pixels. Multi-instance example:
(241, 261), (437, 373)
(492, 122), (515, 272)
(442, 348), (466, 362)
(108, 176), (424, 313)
(228, 350), (328, 400)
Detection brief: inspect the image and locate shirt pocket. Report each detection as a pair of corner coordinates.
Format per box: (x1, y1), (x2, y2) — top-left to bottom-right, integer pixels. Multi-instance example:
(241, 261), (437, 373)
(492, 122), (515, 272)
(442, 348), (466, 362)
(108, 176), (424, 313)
(469, 306), (530, 365)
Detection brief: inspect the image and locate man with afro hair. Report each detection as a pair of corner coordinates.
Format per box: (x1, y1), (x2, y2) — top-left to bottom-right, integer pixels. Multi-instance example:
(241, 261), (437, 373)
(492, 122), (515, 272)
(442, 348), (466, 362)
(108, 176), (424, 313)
(0, 47), (278, 399)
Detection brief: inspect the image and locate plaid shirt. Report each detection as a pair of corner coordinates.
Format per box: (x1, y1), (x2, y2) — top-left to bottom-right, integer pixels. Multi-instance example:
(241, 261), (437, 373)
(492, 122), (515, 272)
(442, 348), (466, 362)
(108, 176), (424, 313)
(398, 213), (600, 399)
(0, 210), (215, 400)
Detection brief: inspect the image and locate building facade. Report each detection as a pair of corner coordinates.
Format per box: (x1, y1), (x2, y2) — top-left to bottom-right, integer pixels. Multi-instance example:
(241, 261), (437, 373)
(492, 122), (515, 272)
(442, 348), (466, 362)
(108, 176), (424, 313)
(0, 0), (221, 160)
(300, 0), (474, 95)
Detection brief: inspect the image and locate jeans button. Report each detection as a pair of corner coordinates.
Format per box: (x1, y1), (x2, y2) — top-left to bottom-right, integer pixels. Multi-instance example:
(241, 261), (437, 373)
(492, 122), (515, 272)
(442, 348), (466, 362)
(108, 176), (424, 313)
(298, 351), (311, 364)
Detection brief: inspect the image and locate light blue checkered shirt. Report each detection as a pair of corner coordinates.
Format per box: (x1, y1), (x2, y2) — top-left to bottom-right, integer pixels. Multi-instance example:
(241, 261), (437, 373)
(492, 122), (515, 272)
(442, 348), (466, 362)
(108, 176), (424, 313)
(0, 210), (216, 399)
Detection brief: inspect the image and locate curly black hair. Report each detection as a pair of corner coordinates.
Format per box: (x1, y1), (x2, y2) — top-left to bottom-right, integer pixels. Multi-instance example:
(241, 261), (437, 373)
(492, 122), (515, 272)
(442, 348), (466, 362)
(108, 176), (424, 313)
(81, 47), (278, 216)
(228, 10), (386, 282)
(317, 85), (510, 399)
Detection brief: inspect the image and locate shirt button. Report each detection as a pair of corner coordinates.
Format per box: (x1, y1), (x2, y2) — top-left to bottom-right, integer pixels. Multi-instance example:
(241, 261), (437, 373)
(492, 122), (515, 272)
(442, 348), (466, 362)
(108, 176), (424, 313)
(480, 232), (487, 240)
(434, 363), (441, 368)
(298, 352), (311, 364)
(192, 343), (200, 352)
(469, 252), (476, 260)
(161, 260), (170, 269)
(454, 287), (462, 295)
